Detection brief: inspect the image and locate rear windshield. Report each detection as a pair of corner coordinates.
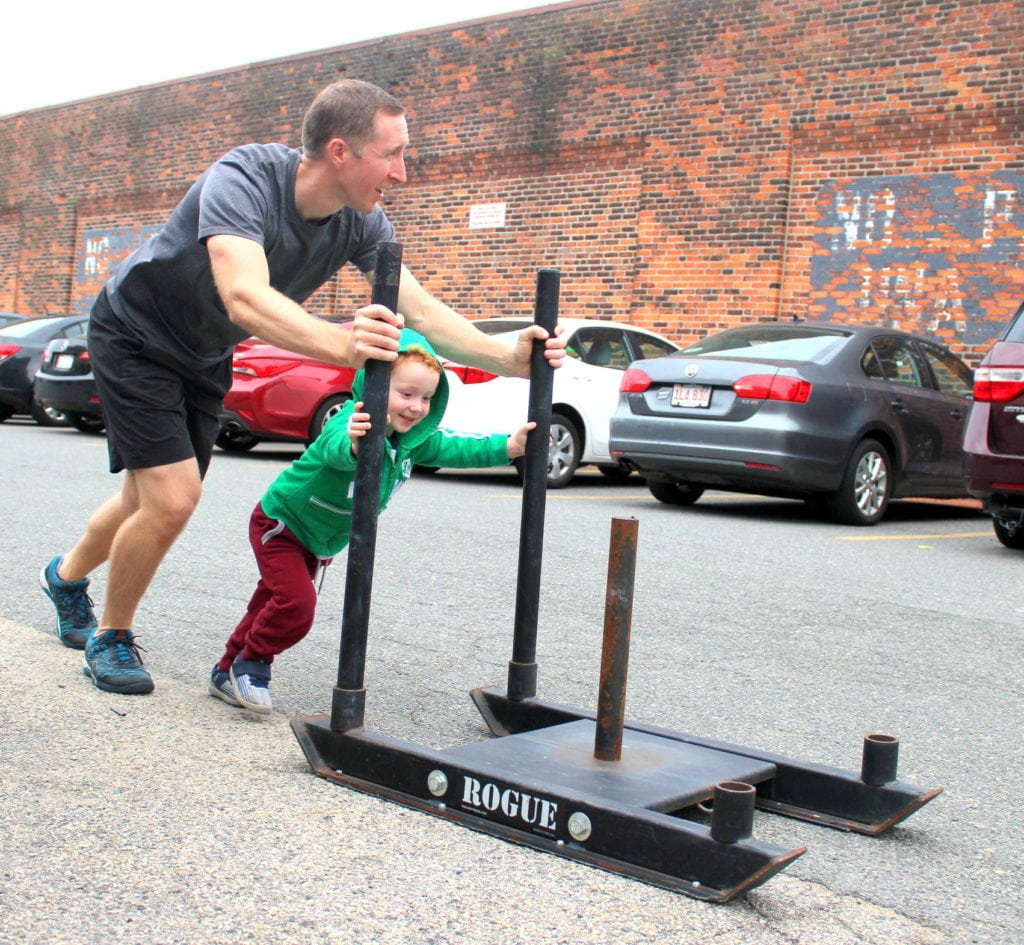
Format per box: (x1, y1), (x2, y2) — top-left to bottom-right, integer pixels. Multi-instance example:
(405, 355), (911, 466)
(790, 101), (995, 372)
(680, 326), (850, 362)
(1001, 300), (1024, 343)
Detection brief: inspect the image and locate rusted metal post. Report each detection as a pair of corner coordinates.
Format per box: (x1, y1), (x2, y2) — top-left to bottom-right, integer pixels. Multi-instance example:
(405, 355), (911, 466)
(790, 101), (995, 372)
(710, 781), (757, 844)
(593, 516), (639, 761)
(861, 733), (900, 785)
(507, 268), (559, 702)
(330, 241), (403, 733)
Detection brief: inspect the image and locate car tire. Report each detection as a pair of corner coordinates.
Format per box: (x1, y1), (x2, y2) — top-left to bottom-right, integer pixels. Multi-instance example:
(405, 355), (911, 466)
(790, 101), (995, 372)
(825, 438), (891, 525)
(66, 412), (106, 434)
(0, 405), (14, 422)
(307, 393), (351, 446)
(545, 412), (581, 488)
(30, 396), (68, 427)
(992, 518), (1024, 550)
(215, 428), (258, 452)
(511, 412), (581, 488)
(597, 464), (633, 482)
(647, 479), (705, 506)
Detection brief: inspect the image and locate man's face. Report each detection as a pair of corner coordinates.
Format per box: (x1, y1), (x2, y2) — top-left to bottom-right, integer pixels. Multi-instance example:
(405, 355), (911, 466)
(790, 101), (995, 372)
(338, 112), (409, 213)
(387, 358), (439, 433)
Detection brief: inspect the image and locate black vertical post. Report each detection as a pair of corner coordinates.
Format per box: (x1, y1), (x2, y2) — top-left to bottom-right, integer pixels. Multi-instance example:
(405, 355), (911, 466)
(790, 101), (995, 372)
(507, 268), (560, 702)
(330, 241), (403, 733)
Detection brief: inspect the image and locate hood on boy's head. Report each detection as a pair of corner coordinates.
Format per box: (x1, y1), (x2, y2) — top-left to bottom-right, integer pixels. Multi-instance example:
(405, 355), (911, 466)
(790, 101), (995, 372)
(349, 327), (450, 443)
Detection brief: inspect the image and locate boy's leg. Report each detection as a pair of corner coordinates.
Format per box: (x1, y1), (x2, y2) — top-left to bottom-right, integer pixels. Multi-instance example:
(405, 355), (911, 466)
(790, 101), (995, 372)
(223, 510), (318, 713)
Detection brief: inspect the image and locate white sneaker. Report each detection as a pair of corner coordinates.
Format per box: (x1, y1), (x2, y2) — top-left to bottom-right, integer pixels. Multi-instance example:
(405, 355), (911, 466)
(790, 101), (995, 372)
(229, 659), (273, 714)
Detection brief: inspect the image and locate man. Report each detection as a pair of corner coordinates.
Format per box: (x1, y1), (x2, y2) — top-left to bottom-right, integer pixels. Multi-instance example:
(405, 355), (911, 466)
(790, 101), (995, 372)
(39, 79), (564, 697)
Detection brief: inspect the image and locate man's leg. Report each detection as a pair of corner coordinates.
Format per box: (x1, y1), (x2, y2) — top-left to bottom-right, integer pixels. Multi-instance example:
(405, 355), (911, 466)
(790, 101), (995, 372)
(56, 475), (141, 583)
(100, 459), (202, 631)
(82, 459), (202, 696)
(40, 480), (142, 649)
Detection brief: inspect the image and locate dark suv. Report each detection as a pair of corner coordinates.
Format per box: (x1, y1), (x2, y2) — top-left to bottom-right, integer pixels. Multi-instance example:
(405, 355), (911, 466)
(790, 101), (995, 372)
(963, 299), (1024, 549)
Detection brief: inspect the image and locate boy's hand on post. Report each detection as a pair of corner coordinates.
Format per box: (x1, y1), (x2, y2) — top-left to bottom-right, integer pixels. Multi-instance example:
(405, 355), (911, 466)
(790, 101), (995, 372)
(507, 323), (566, 378)
(506, 421), (537, 459)
(347, 402), (372, 455)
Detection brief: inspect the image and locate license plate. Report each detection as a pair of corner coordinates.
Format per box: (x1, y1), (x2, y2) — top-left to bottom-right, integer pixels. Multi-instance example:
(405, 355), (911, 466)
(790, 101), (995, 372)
(55, 354), (75, 371)
(672, 383), (711, 408)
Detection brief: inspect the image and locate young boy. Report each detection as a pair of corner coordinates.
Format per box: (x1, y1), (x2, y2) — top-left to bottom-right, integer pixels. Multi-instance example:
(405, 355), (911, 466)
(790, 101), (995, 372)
(209, 328), (534, 713)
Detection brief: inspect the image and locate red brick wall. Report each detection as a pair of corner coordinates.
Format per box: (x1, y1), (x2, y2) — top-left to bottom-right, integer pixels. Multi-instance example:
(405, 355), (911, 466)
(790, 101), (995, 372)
(0, 0), (1020, 362)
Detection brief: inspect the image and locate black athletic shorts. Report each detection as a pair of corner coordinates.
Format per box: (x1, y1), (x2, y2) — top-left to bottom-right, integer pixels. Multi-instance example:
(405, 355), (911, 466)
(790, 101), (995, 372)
(89, 291), (231, 478)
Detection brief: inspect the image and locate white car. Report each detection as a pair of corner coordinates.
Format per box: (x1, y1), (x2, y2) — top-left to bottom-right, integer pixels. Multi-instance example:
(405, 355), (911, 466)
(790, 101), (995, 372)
(438, 317), (679, 486)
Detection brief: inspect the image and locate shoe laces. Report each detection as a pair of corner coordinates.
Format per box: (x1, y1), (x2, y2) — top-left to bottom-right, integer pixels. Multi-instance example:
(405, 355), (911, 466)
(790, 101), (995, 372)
(107, 632), (147, 667)
(58, 587), (95, 625)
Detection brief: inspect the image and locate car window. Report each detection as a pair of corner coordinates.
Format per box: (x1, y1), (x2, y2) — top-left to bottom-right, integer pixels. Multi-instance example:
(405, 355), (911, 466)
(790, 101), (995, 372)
(681, 325), (850, 357)
(0, 317), (68, 338)
(64, 321), (87, 339)
(1000, 300), (1024, 342)
(572, 328), (631, 370)
(868, 336), (925, 387)
(684, 334), (846, 362)
(473, 319), (533, 335)
(627, 331), (678, 361)
(918, 342), (972, 397)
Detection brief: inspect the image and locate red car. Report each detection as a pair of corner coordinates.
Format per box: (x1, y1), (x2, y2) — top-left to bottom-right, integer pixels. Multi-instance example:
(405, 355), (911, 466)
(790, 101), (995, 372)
(217, 323), (356, 453)
(963, 299), (1024, 549)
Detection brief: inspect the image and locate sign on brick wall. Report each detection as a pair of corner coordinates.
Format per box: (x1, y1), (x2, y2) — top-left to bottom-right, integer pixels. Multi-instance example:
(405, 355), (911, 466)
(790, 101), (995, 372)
(809, 172), (1022, 344)
(74, 225), (163, 314)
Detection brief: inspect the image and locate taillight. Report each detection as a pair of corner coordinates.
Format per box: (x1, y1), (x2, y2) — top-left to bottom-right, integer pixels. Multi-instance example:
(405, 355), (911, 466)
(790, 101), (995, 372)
(445, 365), (498, 384)
(733, 373), (812, 403)
(620, 368), (652, 392)
(0, 343), (21, 364)
(972, 367), (1024, 403)
(232, 358), (300, 378)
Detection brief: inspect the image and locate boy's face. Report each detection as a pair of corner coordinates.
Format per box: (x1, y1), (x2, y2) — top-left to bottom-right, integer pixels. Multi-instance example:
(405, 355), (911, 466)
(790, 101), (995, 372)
(387, 358), (440, 433)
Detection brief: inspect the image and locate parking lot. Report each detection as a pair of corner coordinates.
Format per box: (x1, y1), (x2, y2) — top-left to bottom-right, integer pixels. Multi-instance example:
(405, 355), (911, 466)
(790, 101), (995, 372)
(1, 422), (1020, 945)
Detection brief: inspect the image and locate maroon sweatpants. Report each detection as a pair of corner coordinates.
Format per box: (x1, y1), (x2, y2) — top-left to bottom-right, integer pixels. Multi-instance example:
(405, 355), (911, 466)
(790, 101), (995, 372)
(218, 503), (324, 669)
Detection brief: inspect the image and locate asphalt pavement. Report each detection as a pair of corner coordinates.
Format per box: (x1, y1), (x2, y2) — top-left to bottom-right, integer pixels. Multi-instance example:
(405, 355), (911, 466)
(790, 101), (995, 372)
(1, 422), (1021, 945)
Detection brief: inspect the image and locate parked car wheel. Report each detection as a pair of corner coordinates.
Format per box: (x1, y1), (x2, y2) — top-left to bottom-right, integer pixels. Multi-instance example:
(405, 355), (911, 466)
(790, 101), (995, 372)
(597, 464), (633, 482)
(215, 426), (258, 452)
(66, 412), (105, 434)
(511, 412), (582, 488)
(992, 518), (1024, 550)
(547, 413), (581, 488)
(826, 438), (891, 525)
(30, 396), (67, 426)
(647, 478), (705, 506)
(307, 393), (351, 446)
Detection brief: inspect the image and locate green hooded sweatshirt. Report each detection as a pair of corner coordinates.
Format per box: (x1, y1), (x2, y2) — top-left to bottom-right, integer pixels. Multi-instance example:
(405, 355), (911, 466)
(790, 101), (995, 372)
(259, 328), (511, 557)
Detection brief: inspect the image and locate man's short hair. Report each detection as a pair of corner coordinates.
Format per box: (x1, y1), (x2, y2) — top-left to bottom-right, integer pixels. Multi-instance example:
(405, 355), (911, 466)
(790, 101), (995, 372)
(302, 79), (405, 158)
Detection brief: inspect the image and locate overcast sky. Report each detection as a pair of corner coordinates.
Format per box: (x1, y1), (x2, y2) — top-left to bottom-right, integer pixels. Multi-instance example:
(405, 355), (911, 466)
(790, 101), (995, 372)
(1, 1), (555, 117)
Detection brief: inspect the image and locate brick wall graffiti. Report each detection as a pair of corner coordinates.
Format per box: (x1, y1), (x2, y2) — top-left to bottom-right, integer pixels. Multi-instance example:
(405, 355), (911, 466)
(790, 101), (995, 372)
(75, 226), (162, 314)
(810, 173), (1022, 346)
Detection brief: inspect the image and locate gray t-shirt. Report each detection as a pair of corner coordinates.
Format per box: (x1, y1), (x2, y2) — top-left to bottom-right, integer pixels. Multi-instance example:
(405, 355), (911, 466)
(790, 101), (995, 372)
(103, 143), (395, 374)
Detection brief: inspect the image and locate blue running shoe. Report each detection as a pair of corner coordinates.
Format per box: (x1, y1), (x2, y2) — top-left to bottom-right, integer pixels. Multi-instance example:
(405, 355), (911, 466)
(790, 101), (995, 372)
(39, 556), (97, 650)
(229, 658), (273, 714)
(83, 630), (154, 695)
(208, 664), (241, 707)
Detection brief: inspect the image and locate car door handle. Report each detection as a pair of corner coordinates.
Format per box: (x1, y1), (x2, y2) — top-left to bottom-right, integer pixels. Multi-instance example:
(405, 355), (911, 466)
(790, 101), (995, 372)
(949, 409), (964, 421)
(890, 400), (907, 413)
